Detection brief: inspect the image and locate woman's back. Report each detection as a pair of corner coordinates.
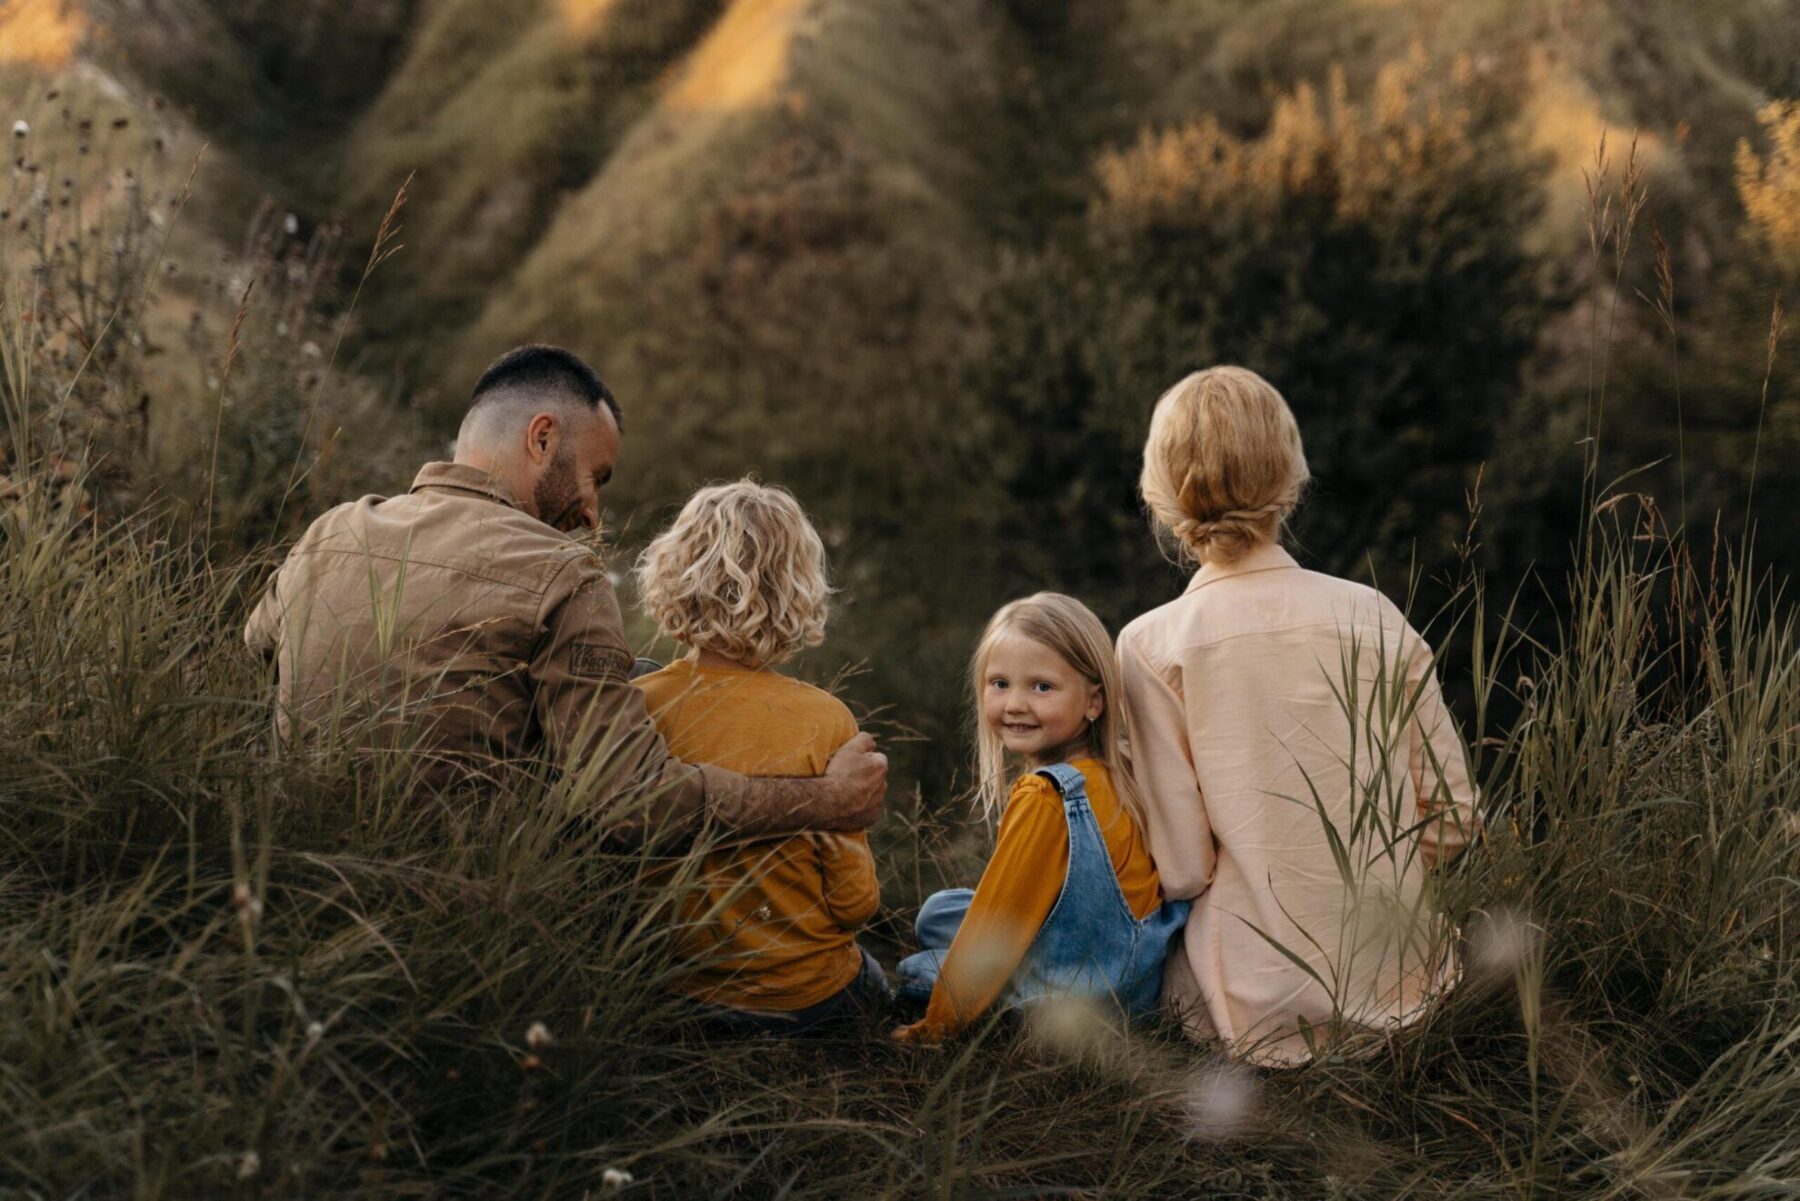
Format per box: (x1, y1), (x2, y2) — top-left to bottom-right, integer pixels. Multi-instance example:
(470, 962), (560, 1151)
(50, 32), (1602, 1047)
(1119, 543), (1476, 1065)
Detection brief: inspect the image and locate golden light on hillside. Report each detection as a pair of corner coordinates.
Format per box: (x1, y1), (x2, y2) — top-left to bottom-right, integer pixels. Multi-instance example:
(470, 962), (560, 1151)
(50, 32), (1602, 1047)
(668, 0), (807, 114)
(0, 0), (85, 68)
(556, 0), (619, 37)
(1737, 100), (1800, 274)
(1518, 46), (1664, 248)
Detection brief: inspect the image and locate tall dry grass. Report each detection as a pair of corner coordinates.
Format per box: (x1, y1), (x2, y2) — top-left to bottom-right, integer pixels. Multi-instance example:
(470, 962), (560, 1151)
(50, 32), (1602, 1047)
(3, 123), (1799, 1200)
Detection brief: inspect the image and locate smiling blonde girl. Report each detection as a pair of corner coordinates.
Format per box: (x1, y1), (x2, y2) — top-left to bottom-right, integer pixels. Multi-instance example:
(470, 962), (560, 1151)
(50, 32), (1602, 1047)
(893, 593), (1188, 1042)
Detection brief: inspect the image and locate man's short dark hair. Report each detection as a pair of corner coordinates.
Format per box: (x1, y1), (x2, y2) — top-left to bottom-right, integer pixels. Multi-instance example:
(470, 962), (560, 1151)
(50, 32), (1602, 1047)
(470, 344), (621, 431)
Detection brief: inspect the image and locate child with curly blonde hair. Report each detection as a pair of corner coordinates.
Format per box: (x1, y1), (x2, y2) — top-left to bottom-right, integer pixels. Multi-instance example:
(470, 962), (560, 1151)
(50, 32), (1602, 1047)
(634, 479), (886, 1034)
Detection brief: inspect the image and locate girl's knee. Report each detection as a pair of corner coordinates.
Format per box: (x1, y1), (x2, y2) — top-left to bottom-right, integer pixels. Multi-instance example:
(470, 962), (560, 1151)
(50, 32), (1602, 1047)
(894, 950), (940, 1001)
(915, 887), (972, 945)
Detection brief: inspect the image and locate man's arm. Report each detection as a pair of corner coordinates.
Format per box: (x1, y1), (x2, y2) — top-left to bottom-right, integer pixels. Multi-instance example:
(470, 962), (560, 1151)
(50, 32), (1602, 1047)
(534, 556), (885, 846)
(244, 569), (281, 660)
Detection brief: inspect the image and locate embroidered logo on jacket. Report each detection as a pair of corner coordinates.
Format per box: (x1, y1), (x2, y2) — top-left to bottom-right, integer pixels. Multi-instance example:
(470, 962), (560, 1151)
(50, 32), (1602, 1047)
(568, 643), (629, 680)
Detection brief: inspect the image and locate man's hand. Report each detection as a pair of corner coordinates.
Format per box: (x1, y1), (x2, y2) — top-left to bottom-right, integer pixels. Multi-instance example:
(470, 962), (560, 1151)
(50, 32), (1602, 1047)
(821, 732), (887, 830)
(702, 732), (887, 839)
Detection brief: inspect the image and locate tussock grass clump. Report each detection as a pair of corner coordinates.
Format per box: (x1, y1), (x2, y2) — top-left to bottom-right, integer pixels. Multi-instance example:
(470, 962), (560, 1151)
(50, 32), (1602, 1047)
(3, 482), (1798, 1197)
(4, 346), (1800, 1200)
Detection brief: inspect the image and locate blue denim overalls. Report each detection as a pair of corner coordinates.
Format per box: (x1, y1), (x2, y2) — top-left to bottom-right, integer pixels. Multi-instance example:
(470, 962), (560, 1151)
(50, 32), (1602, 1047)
(897, 762), (1191, 1020)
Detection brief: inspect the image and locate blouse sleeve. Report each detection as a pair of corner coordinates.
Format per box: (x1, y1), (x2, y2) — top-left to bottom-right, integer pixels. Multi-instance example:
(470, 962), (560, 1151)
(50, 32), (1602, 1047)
(1117, 626), (1215, 899)
(1404, 627), (1480, 867)
(913, 778), (1068, 1038)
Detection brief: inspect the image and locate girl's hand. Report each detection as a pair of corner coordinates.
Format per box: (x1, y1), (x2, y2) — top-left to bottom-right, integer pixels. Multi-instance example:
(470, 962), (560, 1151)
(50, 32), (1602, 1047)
(892, 1020), (937, 1044)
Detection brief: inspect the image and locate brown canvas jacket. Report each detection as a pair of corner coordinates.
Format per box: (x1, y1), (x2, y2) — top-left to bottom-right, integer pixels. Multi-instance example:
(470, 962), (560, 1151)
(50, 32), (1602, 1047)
(245, 461), (724, 843)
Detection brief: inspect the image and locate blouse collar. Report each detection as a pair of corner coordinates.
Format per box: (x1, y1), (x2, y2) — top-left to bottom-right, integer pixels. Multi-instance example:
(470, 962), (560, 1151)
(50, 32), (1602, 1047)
(1183, 542), (1300, 595)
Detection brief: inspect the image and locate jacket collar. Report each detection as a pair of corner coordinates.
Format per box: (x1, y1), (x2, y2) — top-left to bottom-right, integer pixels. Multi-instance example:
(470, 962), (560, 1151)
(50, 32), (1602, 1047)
(1183, 542), (1300, 595)
(410, 461), (523, 511)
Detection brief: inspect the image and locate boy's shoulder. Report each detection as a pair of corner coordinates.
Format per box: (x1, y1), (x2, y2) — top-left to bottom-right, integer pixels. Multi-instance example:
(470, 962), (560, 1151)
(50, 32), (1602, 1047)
(631, 661), (691, 705)
(634, 662), (856, 734)
(767, 674), (859, 738)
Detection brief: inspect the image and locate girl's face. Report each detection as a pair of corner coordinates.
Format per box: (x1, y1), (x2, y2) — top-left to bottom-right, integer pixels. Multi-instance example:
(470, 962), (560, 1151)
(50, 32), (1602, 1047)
(980, 632), (1103, 763)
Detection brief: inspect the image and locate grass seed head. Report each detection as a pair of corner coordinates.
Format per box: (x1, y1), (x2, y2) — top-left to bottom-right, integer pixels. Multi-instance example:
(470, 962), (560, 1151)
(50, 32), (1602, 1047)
(1182, 1062), (1261, 1141)
(1470, 908), (1541, 978)
(1025, 994), (1109, 1059)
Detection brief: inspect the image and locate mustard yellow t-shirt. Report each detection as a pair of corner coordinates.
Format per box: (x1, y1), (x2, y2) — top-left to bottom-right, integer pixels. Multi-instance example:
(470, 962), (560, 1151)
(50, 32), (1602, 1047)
(636, 658), (876, 1011)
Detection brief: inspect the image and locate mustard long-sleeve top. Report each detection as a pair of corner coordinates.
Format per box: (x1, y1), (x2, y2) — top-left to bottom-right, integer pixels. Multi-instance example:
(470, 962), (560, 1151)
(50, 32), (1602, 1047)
(636, 658), (878, 1011)
(904, 758), (1163, 1040)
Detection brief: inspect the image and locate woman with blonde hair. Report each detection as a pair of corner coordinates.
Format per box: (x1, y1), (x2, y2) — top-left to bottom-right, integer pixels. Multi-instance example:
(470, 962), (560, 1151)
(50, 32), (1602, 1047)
(1119, 366), (1479, 1066)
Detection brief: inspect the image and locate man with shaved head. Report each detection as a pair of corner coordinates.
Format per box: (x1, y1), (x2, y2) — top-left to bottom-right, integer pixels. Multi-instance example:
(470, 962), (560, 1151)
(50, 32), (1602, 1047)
(246, 344), (886, 844)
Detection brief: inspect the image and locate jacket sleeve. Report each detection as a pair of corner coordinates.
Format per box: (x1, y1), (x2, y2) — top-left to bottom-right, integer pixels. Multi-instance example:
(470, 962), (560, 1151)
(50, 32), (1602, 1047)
(1117, 627), (1215, 899)
(1404, 626), (1480, 868)
(533, 553), (715, 847)
(244, 569), (281, 659)
(914, 778), (1068, 1038)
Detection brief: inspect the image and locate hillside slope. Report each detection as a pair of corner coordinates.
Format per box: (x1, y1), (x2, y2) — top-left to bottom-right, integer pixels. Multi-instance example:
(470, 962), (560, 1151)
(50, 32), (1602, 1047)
(452, 0), (1010, 495)
(69, 0), (1800, 753)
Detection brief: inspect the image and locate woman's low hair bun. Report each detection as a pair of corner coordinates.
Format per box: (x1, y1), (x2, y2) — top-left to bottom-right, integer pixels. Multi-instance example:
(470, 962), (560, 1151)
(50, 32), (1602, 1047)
(1172, 510), (1272, 562)
(1139, 368), (1309, 567)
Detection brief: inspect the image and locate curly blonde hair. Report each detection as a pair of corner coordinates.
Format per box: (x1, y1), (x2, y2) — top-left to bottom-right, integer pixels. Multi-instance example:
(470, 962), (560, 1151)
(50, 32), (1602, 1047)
(1140, 366), (1311, 566)
(634, 479), (832, 668)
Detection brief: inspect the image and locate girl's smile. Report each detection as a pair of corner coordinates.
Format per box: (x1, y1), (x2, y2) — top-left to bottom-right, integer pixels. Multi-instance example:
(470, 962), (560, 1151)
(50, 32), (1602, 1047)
(980, 632), (1103, 762)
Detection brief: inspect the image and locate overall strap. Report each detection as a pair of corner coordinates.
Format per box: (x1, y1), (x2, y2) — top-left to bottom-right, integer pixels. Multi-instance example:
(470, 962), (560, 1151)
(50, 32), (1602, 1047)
(1033, 762), (1090, 805)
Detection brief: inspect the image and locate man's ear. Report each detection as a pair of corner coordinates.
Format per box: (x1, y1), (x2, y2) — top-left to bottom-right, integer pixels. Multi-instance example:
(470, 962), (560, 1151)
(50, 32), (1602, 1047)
(524, 412), (558, 464)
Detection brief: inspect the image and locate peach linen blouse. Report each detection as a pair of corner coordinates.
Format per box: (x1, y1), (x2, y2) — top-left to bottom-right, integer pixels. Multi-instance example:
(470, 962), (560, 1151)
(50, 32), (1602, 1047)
(1117, 544), (1478, 1066)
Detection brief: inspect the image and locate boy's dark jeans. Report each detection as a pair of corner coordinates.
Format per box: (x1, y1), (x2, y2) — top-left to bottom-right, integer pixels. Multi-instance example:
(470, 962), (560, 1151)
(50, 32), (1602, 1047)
(693, 948), (891, 1037)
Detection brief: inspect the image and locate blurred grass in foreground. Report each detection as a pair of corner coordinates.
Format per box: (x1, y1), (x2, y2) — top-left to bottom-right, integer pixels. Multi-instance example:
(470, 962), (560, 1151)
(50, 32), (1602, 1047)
(3, 107), (1800, 1201)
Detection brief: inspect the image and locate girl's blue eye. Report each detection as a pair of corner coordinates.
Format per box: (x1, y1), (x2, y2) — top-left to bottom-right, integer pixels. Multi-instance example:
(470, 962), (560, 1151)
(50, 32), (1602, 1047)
(1033, 682), (1053, 693)
(990, 679), (1007, 690)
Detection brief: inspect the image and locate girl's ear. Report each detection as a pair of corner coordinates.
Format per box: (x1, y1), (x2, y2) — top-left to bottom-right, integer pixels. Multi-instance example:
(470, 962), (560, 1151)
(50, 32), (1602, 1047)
(1086, 684), (1105, 723)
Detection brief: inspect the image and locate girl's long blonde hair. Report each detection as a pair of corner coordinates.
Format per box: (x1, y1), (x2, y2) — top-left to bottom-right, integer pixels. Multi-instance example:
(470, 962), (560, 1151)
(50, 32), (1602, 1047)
(971, 593), (1152, 848)
(1139, 365), (1310, 566)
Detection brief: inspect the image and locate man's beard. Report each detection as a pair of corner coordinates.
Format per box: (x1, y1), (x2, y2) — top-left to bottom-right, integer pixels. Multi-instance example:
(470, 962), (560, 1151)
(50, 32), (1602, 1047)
(533, 447), (584, 533)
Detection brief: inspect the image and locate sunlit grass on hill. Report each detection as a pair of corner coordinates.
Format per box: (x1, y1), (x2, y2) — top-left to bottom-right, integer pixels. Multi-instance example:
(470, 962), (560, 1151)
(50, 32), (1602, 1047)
(0, 0), (84, 70)
(337, 0), (723, 379)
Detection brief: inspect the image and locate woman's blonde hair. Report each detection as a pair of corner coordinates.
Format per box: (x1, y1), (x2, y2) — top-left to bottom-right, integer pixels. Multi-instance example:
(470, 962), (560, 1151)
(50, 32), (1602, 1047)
(634, 479), (831, 667)
(970, 592), (1152, 848)
(1139, 365), (1310, 566)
